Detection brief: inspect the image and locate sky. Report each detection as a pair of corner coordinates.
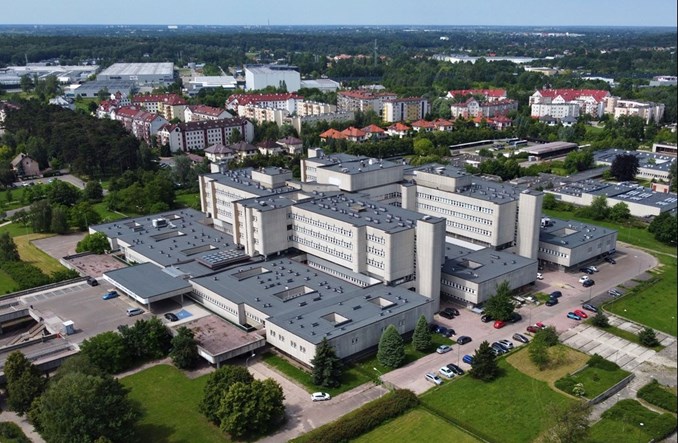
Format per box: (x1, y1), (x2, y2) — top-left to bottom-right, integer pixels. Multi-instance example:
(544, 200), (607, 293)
(2, 0), (677, 27)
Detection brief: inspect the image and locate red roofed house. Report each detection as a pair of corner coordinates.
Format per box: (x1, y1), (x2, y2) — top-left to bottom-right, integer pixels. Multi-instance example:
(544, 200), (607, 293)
(319, 128), (346, 142)
(341, 126), (367, 142)
(184, 105), (232, 122)
(450, 98), (518, 119)
(432, 118), (455, 132)
(276, 136), (304, 155)
(361, 124), (387, 140)
(386, 122), (411, 138)
(205, 143), (236, 163)
(410, 119), (435, 133)
(132, 93), (188, 121)
(447, 89), (507, 102)
(111, 106), (168, 144)
(529, 89), (610, 119)
(226, 93), (303, 114)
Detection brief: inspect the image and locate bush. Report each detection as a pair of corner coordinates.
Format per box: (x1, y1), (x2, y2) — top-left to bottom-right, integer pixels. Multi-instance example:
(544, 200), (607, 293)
(291, 389), (419, 443)
(0, 422), (31, 443)
(587, 354), (620, 371)
(591, 312), (610, 328)
(0, 261), (50, 290)
(638, 327), (660, 347)
(554, 375), (576, 394)
(638, 379), (678, 412)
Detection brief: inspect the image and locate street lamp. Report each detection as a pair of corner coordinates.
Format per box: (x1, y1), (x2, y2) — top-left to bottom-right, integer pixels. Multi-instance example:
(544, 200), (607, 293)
(246, 352), (255, 368)
(373, 367), (382, 384)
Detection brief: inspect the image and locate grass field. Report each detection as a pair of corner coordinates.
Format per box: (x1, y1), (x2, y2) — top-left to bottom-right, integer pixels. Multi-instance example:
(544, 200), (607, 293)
(605, 253), (678, 336)
(421, 359), (577, 443)
(175, 191), (201, 210)
(13, 233), (66, 275)
(0, 269), (19, 294)
(506, 345), (589, 389)
(354, 408), (480, 443)
(0, 223), (34, 238)
(587, 399), (677, 443)
(556, 365), (630, 399)
(91, 202), (132, 223)
(121, 364), (228, 443)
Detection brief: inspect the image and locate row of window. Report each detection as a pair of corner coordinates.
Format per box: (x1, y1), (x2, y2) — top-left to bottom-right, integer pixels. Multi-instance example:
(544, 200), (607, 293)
(290, 235), (352, 261)
(441, 279), (477, 294)
(367, 258), (385, 269)
(417, 202), (492, 226)
(538, 247), (569, 259)
(446, 219), (491, 237)
(289, 213), (353, 237)
(216, 188), (254, 201)
(367, 245), (385, 257)
(417, 192), (495, 214)
(269, 330), (308, 353)
(292, 225), (353, 249)
(308, 261), (369, 287)
(191, 288), (238, 316)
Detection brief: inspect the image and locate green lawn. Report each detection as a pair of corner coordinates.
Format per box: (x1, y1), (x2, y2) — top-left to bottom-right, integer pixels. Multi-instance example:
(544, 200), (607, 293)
(587, 399), (677, 443)
(121, 364), (228, 443)
(542, 208), (676, 256)
(0, 223), (34, 238)
(0, 269), (18, 295)
(604, 254), (678, 336)
(421, 359), (577, 443)
(353, 408), (480, 443)
(175, 191), (201, 210)
(0, 188), (29, 212)
(91, 202), (132, 223)
(262, 335), (452, 396)
(14, 233), (67, 275)
(555, 365), (631, 399)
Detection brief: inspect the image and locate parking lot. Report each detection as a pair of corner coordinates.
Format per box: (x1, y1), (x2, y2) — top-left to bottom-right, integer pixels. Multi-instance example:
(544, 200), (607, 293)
(383, 243), (659, 394)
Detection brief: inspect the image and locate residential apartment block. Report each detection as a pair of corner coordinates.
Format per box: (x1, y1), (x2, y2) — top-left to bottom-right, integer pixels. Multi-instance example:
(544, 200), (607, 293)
(184, 105), (232, 122)
(450, 98), (518, 119)
(131, 94), (187, 121)
(382, 97), (430, 123)
(157, 118), (254, 152)
(110, 106), (168, 144)
(337, 90), (398, 115)
(447, 89), (507, 102)
(529, 89), (610, 119)
(603, 97), (665, 123)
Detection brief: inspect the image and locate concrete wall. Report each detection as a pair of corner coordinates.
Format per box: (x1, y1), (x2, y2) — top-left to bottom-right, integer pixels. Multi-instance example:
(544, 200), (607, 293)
(415, 217), (445, 310)
(517, 191), (543, 259)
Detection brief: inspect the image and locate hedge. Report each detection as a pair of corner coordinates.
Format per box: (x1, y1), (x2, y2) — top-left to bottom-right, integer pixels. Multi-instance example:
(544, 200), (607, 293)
(637, 379), (678, 413)
(587, 354), (619, 371)
(0, 422), (32, 443)
(291, 389), (419, 443)
(0, 261), (50, 290)
(602, 399), (677, 441)
(554, 375), (576, 395)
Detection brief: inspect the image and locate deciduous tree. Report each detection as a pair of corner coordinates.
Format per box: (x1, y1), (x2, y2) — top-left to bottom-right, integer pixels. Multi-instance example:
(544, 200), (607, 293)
(217, 379), (285, 440)
(199, 365), (254, 424)
(75, 232), (110, 254)
(0, 232), (19, 262)
(170, 326), (200, 370)
(483, 280), (514, 321)
(610, 152), (640, 181)
(4, 351), (46, 416)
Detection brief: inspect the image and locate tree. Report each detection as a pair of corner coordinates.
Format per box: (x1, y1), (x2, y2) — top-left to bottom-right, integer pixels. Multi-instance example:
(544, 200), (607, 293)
(229, 128), (242, 143)
(69, 202), (101, 231)
(4, 351), (46, 416)
(591, 312), (610, 328)
(170, 326), (200, 370)
(529, 340), (551, 370)
(412, 315), (432, 352)
(469, 341), (499, 381)
(217, 379), (286, 440)
(564, 149), (594, 173)
(638, 327), (660, 347)
(377, 324), (405, 369)
(483, 281), (514, 321)
(537, 402), (591, 443)
(118, 317), (172, 362)
(584, 195), (609, 221)
(310, 337), (343, 388)
(0, 232), (20, 262)
(83, 181), (104, 202)
(10, 209), (30, 227)
(30, 372), (140, 443)
(79, 331), (131, 374)
(199, 365), (254, 424)
(30, 199), (52, 233)
(648, 212), (677, 245)
(49, 205), (70, 234)
(609, 202), (631, 222)
(75, 232), (110, 254)
(610, 153), (640, 181)
(533, 326), (559, 347)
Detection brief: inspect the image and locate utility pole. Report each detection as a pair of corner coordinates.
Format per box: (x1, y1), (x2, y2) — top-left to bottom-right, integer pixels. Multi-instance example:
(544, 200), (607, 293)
(374, 39), (378, 66)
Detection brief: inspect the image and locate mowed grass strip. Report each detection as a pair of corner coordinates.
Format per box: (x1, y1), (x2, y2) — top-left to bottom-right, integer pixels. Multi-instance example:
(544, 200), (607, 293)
(353, 408), (480, 443)
(14, 233), (66, 274)
(0, 269), (18, 294)
(421, 359), (577, 443)
(505, 344), (589, 389)
(605, 254), (677, 336)
(121, 364), (228, 443)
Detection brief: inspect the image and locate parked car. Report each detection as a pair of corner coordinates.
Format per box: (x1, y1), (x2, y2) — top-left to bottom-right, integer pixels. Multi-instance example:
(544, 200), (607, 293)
(425, 372), (443, 385)
(456, 335), (472, 345)
(512, 333), (529, 343)
(164, 312), (179, 322)
(439, 308), (455, 319)
(582, 303), (598, 313)
(102, 290), (118, 300)
(549, 291), (562, 298)
(447, 307), (460, 316)
(462, 355), (474, 365)
(311, 392), (331, 401)
(438, 326), (455, 337)
(608, 288), (623, 297)
(573, 309), (588, 319)
(536, 273), (544, 280)
(497, 339), (514, 350)
(126, 307), (144, 317)
(439, 366), (455, 378)
(526, 325), (540, 333)
(579, 267), (594, 275)
(491, 342), (507, 354)
(579, 276), (590, 283)
(508, 312), (522, 323)
(493, 320), (506, 329)
(436, 345), (452, 354)
(567, 312), (582, 321)
(446, 363), (465, 375)
(429, 323), (442, 333)
(86, 277), (98, 287)
(480, 314), (493, 323)
(588, 266), (599, 272)
(583, 279), (595, 288)
(605, 257), (616, 264)
(545, 298), (558, 306)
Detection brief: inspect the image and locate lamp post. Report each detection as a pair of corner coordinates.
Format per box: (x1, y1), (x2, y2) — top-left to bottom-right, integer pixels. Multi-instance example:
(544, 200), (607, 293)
(373, 367), (382, 384)
(246, 352), (256, 368)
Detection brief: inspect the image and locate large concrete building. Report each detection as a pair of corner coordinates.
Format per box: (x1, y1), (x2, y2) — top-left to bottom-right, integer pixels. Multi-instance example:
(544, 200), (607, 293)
(593, 149), (676, 182)
(603, 97), (665, 124)
(97, 63), (175, 86)
(157, 118), (254, 152)
(382, 97), (430, 123)
(245, 65), (301, 92)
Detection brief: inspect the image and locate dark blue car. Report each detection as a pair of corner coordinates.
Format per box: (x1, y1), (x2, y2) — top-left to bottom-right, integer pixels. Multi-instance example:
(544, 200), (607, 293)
(462, 354), (474, 365)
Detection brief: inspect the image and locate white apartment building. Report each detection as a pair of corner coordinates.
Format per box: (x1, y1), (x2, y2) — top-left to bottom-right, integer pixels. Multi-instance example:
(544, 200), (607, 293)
(245, 65), (301, 92)
(157, 118), (254, 152)
(337, 90), (398, 114)
(530, 89), (609, 119)
(604, 97), (665, 123)
(382, 97), (429, 123)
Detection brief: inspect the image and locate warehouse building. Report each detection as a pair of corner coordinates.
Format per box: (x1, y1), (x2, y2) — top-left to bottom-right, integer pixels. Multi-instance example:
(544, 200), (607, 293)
(97, 63), (175, 86)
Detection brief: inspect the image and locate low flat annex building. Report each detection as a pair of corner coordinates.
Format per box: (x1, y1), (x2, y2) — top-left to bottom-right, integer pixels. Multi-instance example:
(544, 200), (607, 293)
(538, 217), (617, 269)
(518, 141), (579, 160)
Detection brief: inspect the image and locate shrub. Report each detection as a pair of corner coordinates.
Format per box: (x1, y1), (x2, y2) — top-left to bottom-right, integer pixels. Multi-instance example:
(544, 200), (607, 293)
(587, 354), (619, 371)
(554, 375), (576, 394)
(291, 389), (419, 443)
(638, 327), (660, 347)
(591, 312), (610, 328)
(0, 261), (50, 290)
(638, 379), (678, 412)
(0, 422), (31, 443)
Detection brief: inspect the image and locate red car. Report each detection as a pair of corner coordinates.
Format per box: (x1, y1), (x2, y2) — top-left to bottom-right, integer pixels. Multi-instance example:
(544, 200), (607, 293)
(526, 325), (539, 333)
(573, 309), (588, 319)
(493, 320), (506, 329)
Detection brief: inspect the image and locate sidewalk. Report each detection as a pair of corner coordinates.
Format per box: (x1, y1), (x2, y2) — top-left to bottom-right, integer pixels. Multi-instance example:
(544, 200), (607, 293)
(0, 400), (46, 443)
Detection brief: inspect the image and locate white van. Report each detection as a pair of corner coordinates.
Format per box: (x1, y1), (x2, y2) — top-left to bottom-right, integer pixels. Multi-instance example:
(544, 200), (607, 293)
(126, 307), (144, 317)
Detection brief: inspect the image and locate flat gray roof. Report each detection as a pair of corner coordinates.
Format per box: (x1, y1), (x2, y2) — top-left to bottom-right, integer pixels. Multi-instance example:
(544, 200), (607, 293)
(441, 245), (537, 283)
(594, 148), (676, 173)
(521, 141), (578, 155)
(539, 217), (617, 248)
(104, 263), (192, 300)
(99, 63), (174, 77)
(203, 169), (298, 195)
(550, 179), (677, 212)
(322, 158), (403, 175)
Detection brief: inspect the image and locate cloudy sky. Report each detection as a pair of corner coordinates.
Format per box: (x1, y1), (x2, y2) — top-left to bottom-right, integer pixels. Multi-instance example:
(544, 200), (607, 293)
(2, 0), (677, 27)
